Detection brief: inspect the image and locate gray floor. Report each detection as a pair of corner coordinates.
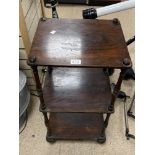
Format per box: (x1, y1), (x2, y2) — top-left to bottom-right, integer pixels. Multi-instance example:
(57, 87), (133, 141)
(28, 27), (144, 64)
(19, 5), (135, 155)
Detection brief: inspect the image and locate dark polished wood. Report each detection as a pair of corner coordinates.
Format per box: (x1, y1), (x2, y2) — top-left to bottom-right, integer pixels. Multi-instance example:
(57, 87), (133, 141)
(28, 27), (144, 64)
(28, 18), (131, 68)
(28, 18), (132, 143)
(31, 66), (49, 128)
(47, 113), (105, 140)
(109, 69), (126, 112)
(31, 66), (45, 109)
(42, 68), (112, 113)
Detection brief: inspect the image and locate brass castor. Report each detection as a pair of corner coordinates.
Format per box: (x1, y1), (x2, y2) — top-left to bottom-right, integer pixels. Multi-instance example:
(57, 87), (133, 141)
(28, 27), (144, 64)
(46, 136), (56, 143)
(97, 136), (106, 144)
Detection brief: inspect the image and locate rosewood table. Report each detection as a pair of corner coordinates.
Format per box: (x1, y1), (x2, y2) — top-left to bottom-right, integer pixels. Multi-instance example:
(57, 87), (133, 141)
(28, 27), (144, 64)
(28, 18), (132, 143)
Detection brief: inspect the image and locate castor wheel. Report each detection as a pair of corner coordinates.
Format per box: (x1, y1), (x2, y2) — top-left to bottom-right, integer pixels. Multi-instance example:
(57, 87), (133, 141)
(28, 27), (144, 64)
(46, 136), (56, 143)
(97, 137), (106, 144)
(103, 68), (114, 76)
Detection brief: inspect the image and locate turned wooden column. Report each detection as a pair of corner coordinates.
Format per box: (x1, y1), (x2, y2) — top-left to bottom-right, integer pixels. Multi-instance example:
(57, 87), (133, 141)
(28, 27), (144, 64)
(28, 56), (49, 127)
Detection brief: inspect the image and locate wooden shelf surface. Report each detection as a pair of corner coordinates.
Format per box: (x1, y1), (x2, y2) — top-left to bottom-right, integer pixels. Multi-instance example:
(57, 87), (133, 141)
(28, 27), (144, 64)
(28, 18), (131, 68)
(42, 68), (112, 113)
(48, 113), (105, 140)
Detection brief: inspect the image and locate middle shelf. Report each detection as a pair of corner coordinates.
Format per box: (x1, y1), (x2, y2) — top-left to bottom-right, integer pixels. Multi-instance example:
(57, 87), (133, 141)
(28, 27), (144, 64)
(42, 68), (112, 113)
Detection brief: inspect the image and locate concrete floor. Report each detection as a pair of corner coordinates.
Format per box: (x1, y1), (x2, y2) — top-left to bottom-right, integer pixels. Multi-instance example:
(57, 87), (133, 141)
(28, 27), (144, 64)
(19, 5), (135, 155)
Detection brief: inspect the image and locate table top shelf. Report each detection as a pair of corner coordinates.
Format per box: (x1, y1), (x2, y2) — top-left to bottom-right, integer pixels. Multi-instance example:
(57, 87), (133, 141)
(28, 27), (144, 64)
(42, 68), (112, 113)
(28, 18), (131, 68)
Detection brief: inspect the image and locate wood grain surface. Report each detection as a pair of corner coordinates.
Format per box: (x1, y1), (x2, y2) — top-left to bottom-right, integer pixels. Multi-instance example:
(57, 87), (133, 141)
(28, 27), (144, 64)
(43, 68), (112, 113)
(28, 18), (131, 68)
(48, 113), (105, 140)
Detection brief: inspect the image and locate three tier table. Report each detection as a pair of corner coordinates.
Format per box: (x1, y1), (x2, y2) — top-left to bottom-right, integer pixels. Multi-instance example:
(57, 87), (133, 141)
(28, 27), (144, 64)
(28, 18), (132, 143)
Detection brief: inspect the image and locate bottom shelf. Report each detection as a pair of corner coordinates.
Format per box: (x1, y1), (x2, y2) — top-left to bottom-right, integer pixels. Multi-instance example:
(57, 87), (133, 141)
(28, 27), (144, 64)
(47, 113), (106, 142)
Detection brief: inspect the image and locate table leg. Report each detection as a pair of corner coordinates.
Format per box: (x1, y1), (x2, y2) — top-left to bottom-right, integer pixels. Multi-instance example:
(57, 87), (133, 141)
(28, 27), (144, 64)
(105, 69), (128, 127)
(97, 114), (106, 144)
(31, 66), (49, 127)
(104, 113), (110, 128)
(48, 66), (53, 74)
(109, 69), (126, 111)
